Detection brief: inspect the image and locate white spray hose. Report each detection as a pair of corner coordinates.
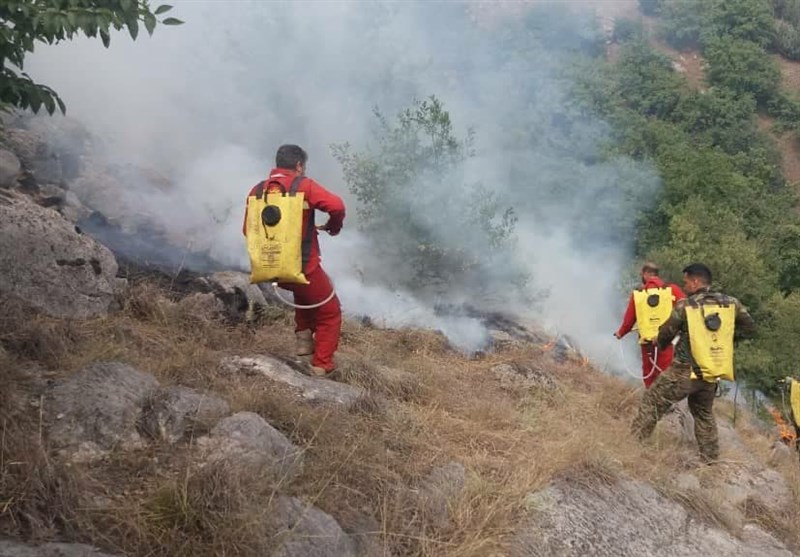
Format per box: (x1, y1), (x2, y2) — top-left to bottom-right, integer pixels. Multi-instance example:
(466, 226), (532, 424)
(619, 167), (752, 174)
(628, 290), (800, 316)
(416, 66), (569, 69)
(270, 282), (336, 310)
(617, 341), (664, 382)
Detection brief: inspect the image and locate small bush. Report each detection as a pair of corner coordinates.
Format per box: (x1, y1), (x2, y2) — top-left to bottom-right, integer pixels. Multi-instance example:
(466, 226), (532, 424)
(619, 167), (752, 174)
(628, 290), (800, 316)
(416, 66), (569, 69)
(704, 36), (781, 105)
(614, 18), (646, 43)
(638, 0), (664, 16)
(773, 19), (800, 60)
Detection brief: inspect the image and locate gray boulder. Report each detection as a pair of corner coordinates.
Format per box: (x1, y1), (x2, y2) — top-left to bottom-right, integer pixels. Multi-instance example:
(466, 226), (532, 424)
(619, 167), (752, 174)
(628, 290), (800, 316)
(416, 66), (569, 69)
(514, 477), (792, 556)
(3, 127), (65, 185)
(198, 412), (301, 478)
(267, 496), (358, 557)
(491, 362), (558, 392)
(0, 191), (122, 318)
(193, 271), (276, 323)
(140, 386), (230, 444)
(223, 355), (366, 408)
(658, 399), (696, 445)
(720, 465), (793, 517)
(0, 149), (21, 187)
(46, 362), (158, 458)
(0, 540), (118, 557)
(418, 461), (467, 530)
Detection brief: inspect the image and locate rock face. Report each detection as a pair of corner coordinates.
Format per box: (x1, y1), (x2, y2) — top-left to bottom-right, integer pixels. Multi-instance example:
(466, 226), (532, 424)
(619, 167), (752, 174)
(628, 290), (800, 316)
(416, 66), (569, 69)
(0, 191), (122, 318)
(720, 465), (793, 517)
(196, 271), (272, 323)
(515, 478), (793, 557)
(0, 540), (118, 557)
(491, 362), (558, 392)
(267, 496), (359, 557)
(0, 149), (21, 187)
(418, 461), (467, 530)
(46, 362), (158, 457)
(223, 355), (366, 407)
(140, 386), (230, 444)
(3, 127), (67, 185)
(198, 412), (301, 478)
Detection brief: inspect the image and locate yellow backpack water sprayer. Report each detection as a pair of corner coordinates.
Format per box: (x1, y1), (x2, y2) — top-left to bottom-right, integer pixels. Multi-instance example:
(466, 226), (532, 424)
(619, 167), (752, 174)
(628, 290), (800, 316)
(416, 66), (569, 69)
(686, 298), (736, 382)
(245, 175), (336, 310)
(632, 287), (673, 344)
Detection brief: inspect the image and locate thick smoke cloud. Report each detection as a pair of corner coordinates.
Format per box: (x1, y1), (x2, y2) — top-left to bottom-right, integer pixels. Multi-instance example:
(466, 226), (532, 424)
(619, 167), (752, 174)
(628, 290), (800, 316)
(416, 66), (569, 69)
(26, 1), (658, 375)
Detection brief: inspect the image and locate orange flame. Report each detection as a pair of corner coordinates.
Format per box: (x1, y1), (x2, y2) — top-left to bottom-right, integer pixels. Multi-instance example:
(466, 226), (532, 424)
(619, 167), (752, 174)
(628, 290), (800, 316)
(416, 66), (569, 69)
(768, 407), (797, 445)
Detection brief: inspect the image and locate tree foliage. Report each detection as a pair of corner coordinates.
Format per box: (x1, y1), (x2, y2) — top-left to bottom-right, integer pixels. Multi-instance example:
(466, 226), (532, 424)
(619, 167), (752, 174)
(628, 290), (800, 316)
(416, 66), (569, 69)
(576, 28), (800, 393)
(0, 1), (182, 115)
(331, 96), (522, 296)
(704, 36), (780, 106)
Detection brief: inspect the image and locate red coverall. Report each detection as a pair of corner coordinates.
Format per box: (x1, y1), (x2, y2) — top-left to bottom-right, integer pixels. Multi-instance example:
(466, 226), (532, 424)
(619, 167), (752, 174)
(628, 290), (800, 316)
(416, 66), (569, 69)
(616, 277), (686, 388)
(243, 168), (346, 372)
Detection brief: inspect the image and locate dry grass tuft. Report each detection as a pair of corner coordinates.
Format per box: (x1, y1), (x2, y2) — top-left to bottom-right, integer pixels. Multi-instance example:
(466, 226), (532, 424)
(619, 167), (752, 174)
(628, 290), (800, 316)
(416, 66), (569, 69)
(657, 481), (743, 535)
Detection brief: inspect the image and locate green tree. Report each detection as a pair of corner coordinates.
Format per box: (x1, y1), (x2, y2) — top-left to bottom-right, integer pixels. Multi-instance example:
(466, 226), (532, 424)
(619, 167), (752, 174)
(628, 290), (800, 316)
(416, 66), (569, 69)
(331, 96), (522, 295)
(0, 1), (182, 115)
(773, 19), (800, 60)
(704, 36), (780, 105)
(773, 0), (800, 26)
(660, 0), (705, 50)
(638, 0), (664, 16)
(702, 0), (774, 48)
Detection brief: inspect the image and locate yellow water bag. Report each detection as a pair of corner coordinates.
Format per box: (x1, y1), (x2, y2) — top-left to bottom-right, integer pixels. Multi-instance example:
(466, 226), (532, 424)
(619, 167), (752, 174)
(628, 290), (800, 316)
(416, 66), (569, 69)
(686, 301), (736, 382)
(633, 287), (673, 343)
(790, 379), (800, 428)
(246, 178), (310, 285)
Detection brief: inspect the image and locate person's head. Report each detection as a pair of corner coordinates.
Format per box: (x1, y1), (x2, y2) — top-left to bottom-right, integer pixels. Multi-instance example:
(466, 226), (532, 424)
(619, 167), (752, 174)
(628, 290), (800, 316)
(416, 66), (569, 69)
(682, 263), (712, 294)
(640, 261), (659, 284)
(275, 144), (308, 175)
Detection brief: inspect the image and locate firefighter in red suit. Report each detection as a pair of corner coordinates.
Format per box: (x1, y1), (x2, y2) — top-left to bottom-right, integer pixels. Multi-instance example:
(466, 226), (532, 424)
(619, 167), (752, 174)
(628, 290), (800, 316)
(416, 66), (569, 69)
(243, 145), (345, 376)
(615, 262), (686, 388)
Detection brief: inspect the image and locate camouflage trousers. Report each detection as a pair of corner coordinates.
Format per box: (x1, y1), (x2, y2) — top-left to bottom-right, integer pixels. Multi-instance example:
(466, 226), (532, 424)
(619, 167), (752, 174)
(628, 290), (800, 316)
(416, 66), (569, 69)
(631, 363), (719, 461)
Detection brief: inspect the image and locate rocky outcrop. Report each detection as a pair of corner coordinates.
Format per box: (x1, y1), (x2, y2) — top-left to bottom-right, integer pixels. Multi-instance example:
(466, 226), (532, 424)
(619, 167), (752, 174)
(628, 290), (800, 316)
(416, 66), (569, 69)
(192, 271), (275, 323)
(417, 461), (467, 530)
(223, 355), (367, 407)
(197, 412), (301, 478)
(46, 363), (159, 459)
(0, 540), (118, 557)
(491, 362), (558, 392)
(515, 477), (792, 557)
(0, 191), (123, 318)
(140, 386), (230, 444)
(0, 149), (21, 187)
(267, 496), (359, 557)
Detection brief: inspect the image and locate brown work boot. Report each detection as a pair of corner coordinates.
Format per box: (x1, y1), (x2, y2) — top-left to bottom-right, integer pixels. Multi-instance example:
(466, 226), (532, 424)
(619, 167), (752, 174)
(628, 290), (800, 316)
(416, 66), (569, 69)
(295, 330), (314, 357)
(309, 365), (331, 377)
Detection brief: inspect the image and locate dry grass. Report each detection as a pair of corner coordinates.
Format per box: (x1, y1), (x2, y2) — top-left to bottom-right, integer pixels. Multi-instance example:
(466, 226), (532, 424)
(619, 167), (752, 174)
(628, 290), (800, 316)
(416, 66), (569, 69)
(1, 279), (799, 555)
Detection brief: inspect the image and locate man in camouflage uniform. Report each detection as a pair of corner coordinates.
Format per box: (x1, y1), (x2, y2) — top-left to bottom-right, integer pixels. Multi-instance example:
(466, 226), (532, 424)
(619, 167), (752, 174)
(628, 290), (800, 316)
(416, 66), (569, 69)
(631, 263), (755, 462)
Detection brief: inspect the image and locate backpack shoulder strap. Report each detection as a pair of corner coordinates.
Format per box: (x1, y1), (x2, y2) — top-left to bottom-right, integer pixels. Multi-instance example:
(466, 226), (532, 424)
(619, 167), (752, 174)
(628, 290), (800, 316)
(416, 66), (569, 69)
(289, 175), (305, 195)
(253, 181), (266, 198)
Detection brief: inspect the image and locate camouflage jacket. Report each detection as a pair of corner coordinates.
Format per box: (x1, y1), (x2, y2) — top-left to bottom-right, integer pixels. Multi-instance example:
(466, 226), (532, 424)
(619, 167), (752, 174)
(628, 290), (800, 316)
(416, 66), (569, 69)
(656, 287), (756, 368)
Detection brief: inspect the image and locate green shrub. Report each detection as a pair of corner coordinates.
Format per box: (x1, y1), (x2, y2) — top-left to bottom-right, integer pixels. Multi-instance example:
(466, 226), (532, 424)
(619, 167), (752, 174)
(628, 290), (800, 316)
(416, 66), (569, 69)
(704, 36), (781, 105)
(773, 19), (800, 60)
(614, 18), (646, 43)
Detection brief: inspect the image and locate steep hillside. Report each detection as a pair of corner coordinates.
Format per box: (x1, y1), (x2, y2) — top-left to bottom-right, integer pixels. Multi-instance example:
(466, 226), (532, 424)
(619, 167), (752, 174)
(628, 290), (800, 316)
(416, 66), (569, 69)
(599, 0), (800, 189)
(1, 263), (798, 556)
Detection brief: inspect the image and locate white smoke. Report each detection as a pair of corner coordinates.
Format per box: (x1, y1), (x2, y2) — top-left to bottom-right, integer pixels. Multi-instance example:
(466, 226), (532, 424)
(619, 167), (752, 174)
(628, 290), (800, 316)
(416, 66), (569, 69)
(25, 1), (656, 372)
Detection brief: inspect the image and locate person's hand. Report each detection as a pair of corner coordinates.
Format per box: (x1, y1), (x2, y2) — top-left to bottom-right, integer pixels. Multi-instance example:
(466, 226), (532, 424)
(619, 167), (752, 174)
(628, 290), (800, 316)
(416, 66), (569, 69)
(613, 332), (622, 340)
(316, 222), (341, 236)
